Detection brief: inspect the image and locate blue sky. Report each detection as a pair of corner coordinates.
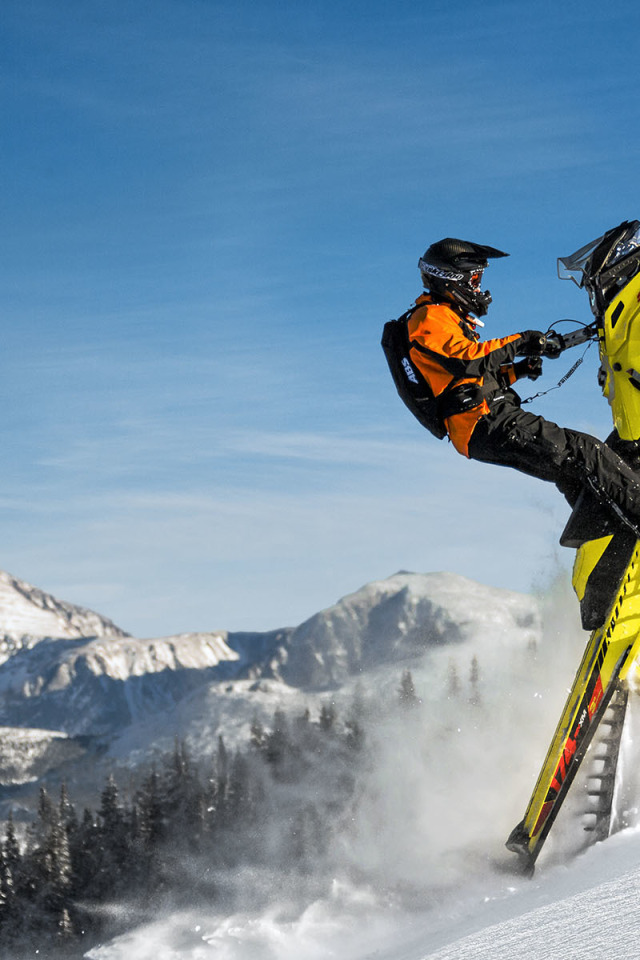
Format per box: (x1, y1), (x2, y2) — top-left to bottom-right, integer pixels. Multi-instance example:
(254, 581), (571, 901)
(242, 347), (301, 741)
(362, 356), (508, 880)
(1, 0), (640, 636)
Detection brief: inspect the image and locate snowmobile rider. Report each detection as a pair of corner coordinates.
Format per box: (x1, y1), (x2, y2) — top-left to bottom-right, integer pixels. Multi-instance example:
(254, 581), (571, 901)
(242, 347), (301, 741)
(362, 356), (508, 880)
(382, 237), (640, 529)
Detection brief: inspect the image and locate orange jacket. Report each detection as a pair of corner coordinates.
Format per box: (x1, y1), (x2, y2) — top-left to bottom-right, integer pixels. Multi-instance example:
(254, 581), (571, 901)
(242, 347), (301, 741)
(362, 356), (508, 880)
(407, 295), (523, 456)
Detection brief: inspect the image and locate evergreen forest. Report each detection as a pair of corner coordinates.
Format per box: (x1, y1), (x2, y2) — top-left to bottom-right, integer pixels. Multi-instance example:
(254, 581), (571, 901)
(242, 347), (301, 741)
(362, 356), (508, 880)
(0, 663), (478, 958)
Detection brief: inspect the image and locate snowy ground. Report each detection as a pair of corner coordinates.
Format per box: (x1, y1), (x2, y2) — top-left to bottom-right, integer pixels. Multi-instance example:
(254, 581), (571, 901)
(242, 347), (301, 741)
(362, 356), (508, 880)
(86, 828), (640, 960)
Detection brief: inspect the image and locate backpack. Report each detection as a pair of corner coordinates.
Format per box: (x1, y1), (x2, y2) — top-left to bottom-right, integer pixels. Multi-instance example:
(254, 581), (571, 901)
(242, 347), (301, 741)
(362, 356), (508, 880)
(381, 309), (447, 440)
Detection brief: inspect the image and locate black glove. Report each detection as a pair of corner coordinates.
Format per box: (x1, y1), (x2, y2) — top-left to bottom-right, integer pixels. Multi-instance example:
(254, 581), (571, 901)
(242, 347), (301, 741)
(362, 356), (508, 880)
(517, 330), (547, 356)
(514, 357), (543, 381)
(518, 330), (563, 358)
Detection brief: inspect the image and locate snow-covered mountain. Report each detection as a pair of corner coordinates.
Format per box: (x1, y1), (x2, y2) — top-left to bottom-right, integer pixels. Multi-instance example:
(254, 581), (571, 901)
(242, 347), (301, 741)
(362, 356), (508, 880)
(0, 569), (128, 664)
(0, 570), (541, 740)
(0, 566), (545, 812)
(278, 570), (541, 687)
(0, 631), (242, 735)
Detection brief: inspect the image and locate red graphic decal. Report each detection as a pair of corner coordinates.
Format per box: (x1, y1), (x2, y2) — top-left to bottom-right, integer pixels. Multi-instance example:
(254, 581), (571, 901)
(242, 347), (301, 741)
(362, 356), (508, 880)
(533, 801), (554, 837)
(548, 730), (580, 797)
(588, 676), (604, 719)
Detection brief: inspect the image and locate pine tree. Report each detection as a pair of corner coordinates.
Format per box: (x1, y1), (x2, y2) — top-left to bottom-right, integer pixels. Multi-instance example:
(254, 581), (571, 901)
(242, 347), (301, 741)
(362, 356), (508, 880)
(469, 655), (481, 706)
(398, 669), (420, 707)
(3, 813), (20, 897)
(226, 751), (252, 825)
(0, 814), (22, 949)
(58, 783), (78, 836)
(99, 774), (121, 833)
(295, 707), (311, 730)
(0, 844), (11, 943)
(96, 773), (130, 893)
(28, 787), (73, 936)
(250, 716), (267, 752)
(344, 716), (364, 752)
(134, 768), (166, 897)
(164, 739), (205, 848)
(69, 809), (99, 898)
(214, 736), (230, 825)
(292, 707), (318, 757)
(0, 695), (377, 952)
(34, 786), (56, 843)
(447, 658), (461, 699)
(202, 762), (221, 834)
(265, 708), (290, 767)
(58, 905), (74, 941)
(319, 702), (337, 733)
(137, 768), (165, 849)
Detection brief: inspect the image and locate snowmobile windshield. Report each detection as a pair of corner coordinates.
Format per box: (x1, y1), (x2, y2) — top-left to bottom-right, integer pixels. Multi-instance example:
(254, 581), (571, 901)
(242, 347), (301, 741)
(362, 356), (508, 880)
(557, 235), (605, 287)
(558, 222), (640, 288)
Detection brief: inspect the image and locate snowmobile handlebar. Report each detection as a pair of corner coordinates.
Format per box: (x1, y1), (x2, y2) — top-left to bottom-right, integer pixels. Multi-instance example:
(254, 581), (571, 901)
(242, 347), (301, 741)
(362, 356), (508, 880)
(542, 321), (598, 357)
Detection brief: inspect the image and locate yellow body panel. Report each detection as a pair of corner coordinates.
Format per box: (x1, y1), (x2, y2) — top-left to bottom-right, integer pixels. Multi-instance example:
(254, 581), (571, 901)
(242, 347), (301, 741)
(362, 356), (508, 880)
(571, 275), (640, 596)
(572, 536), (613, 601)
(599, 269), (640, 440)
(511, 272), (640, 869)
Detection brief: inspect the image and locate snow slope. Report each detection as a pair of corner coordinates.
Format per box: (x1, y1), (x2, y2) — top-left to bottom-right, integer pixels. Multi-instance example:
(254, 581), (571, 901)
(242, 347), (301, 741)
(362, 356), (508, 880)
(86, 828), (640, 960)
(0, 726), (85, 786)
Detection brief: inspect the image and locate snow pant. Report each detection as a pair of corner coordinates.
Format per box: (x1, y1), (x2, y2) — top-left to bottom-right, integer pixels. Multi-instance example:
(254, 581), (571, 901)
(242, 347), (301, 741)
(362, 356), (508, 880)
(466, 394), (640, 526)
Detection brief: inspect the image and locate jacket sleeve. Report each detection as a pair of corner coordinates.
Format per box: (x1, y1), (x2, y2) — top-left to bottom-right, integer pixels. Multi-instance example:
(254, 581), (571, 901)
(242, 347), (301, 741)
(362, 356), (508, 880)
(409, 312), (523, 380)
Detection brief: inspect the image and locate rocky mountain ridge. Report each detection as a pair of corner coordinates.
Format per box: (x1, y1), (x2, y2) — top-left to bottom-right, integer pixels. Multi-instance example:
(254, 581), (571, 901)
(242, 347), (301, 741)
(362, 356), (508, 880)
(0, 568), (543, 804)
(0, 569), (543, 731)
(0, 569), (128, 665)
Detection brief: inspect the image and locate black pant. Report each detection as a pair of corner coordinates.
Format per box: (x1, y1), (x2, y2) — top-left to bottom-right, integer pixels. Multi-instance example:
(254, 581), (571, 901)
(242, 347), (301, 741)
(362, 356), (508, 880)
(467, 395), (640, 524)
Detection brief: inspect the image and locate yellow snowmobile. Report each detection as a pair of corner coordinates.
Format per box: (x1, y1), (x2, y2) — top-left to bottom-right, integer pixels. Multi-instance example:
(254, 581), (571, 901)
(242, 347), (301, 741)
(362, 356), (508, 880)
(507, 219), (640, 875)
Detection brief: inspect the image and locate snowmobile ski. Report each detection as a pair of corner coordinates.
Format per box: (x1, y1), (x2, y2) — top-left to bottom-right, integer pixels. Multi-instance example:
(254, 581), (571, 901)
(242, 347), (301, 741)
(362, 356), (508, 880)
(506, 541), (640, 873)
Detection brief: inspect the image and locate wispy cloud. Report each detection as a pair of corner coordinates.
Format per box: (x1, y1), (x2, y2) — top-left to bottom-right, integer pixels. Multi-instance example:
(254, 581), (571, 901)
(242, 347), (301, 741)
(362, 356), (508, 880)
(0, 435), (569, 637)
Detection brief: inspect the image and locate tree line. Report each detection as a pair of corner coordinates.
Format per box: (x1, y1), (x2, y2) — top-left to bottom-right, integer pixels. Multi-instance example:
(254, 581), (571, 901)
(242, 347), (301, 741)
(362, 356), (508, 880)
(0, 661), (484, 958)
(0, 698), (366, 958)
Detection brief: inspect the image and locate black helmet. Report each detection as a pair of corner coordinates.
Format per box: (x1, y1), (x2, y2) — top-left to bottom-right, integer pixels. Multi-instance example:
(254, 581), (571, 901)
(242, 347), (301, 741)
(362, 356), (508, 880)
(558, 220), (640, 316)
(418, 238), (509, 317)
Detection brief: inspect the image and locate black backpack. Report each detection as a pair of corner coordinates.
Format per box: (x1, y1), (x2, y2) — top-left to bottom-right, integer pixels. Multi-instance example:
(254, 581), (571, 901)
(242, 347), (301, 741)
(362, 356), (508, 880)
(381, 309), (447, 440)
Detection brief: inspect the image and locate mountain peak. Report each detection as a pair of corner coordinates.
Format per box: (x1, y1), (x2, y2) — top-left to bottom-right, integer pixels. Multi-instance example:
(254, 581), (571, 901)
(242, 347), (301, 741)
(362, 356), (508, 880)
(0, 570), (128, 663)
(279, 570), (540, 689)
